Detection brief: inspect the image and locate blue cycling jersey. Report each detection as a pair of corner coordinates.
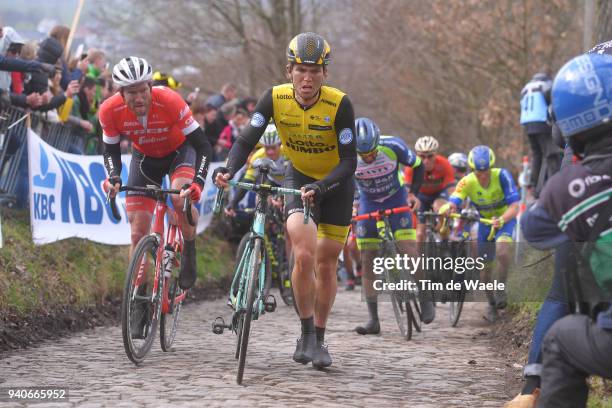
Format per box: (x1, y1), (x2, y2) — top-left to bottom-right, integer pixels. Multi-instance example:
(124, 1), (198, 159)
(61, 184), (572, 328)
(355, 136), (420, 203)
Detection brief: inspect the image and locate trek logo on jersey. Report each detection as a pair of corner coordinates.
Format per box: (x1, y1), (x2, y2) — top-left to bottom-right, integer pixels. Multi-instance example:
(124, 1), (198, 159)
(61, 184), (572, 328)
(179, 105), (190, 120)
(123, 121), (140, 127)
(125, 127), (171, 136)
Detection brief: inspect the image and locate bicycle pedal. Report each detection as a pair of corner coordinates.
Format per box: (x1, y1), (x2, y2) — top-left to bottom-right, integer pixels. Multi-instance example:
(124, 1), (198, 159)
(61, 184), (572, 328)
(264, 294), (277, 313)
(212, 316), (228, 334)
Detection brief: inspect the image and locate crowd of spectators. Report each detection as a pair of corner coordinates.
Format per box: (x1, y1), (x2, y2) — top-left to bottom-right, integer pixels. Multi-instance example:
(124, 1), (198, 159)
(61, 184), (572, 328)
(0, 21), (262, 210)
(0, 22), (259, 162)
(0, 23), (115, 155)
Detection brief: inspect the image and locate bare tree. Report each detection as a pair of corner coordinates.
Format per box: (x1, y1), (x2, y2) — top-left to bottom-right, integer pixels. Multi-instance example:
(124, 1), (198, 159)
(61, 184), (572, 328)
(596, 0), (612, 44)
(92, 0), (326, 96)
(338, 0), (583, 169)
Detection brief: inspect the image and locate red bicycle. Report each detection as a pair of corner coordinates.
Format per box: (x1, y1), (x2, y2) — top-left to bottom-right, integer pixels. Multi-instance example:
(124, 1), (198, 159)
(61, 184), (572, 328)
(108, 185), (195, 364)
(352, 206), (421, 340)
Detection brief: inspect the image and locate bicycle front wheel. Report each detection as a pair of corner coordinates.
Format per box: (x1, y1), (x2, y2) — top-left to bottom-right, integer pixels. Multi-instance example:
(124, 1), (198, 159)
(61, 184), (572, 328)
(237, 237), (263, 385)
(121, 235), (161, 364)
(160, 276), (184, 351)
(381, 242), (412, 340)
(384, 266), (409, 339)
(449, 241), (469, 327)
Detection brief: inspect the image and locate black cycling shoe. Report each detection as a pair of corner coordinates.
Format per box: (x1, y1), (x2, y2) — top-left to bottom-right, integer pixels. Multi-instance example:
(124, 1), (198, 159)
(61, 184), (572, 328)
(312, 341), (332, 368)
(293, 332), (316, 364)
(179, 240), (197, 290)
(495, 291), (508, 310)
(344, 279), (355, 291)
(355, 320), (380, 335)
(419, 299), (436, 324)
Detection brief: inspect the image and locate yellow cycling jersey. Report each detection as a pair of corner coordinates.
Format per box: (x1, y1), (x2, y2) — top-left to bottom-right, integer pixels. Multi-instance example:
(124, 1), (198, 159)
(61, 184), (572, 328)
(272, 84), (346, 180)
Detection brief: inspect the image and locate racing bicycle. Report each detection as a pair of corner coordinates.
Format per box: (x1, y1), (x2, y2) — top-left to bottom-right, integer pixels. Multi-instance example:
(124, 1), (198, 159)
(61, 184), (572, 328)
(211, 159), (310, 384)
(352, 206), (421, 340)
(108, 184), (195, 364)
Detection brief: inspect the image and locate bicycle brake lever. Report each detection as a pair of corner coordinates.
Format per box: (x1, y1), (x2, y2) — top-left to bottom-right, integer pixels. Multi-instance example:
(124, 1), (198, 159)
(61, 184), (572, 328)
(183, 196), (195, 226)
(106, 189), (121, 222)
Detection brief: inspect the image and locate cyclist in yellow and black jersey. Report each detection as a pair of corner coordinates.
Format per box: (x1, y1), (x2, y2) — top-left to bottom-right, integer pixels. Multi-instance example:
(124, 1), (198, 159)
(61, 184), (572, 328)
(225, 124), (288, 215)
(214, 32), (356, 369)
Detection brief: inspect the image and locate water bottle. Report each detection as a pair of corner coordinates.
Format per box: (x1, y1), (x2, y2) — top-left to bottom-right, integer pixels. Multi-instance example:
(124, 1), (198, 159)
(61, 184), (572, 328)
(162, 246), (175, 279)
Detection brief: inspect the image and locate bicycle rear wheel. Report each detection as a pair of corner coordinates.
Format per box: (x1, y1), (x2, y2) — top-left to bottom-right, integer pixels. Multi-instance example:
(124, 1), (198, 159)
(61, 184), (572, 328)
(275, 237), (294, 306)
(121, 235), (161, 364)
(237, 238), (263, 385)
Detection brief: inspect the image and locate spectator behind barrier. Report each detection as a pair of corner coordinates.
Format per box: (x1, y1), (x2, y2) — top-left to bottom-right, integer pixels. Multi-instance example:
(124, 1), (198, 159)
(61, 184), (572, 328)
(239, 96), (257, 115)
(206, 82), (237, 109)
(193, 103), (222, 159)
(0, 26), (25, 91)
(519, 72), (562, 198)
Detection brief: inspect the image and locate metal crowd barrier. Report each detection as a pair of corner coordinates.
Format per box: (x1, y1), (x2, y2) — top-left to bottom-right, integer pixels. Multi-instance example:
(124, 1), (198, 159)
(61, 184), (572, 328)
(0, 104), (89, 208)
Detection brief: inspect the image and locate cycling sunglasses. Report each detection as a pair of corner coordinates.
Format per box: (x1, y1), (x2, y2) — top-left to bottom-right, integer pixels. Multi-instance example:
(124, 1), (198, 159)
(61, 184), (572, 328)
(358, 149), (377, 160)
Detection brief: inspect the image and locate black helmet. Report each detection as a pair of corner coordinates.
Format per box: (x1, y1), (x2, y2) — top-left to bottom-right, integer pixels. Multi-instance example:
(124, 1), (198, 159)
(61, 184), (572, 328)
(286, 32), (331, 66)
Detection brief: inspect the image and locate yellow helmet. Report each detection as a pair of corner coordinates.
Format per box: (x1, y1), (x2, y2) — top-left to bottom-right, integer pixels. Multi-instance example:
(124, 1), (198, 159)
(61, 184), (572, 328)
(286, 32), (331, 66)
(152, 71), (182, 90)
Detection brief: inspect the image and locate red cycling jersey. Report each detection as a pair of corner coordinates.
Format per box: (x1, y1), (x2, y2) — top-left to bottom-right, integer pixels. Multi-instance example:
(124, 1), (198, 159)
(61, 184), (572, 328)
(99, 86), (199, 158)
(404, 154), (455, 195)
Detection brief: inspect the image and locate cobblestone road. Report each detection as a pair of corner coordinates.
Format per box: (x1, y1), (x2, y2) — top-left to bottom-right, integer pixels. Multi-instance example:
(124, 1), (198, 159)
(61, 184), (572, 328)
(1, 290), (515, 407)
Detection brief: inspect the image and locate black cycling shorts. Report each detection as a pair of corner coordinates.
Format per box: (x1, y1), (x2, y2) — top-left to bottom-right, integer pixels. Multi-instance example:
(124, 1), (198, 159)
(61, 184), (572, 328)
(283, 164), (354, 243)
(126, 143), (195, 211)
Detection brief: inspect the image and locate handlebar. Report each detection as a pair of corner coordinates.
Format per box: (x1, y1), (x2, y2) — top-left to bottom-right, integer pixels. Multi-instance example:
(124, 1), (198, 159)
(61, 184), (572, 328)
(422, 210), (497, 241)
(213, 180), (310, 224)
(106, 185), (195, 226)
(421, 210), (493, 225)
(352, 206), (412, 221)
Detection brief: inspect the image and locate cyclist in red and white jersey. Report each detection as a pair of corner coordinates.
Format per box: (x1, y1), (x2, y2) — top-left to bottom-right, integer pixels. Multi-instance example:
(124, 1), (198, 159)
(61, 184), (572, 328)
(100, 56), (212, 290)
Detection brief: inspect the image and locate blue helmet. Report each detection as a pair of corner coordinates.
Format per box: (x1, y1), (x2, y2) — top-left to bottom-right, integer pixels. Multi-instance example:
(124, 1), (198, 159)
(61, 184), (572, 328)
(355, 117), (380, 153)
(552, 54), (612, 143)
(468, 145), (495, 171)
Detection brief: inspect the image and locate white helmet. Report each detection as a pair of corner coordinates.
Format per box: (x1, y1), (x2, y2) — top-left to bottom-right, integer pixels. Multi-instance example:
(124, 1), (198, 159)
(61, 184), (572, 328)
(415, 135), (439, 153)
(448, 152), (469, 171)
(112, 56), (153, 88)
(260, 124), (281, 146)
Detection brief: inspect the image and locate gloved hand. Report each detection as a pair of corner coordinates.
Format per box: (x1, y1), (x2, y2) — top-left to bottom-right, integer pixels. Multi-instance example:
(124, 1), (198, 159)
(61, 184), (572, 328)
(302, 183), (324, 205)
(104, 175), (122, 198)
(438, 202), (452, 216)
(492, 216), (505, 229)
(182, 182), (203, 203)
(212, 166), (231, 188)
